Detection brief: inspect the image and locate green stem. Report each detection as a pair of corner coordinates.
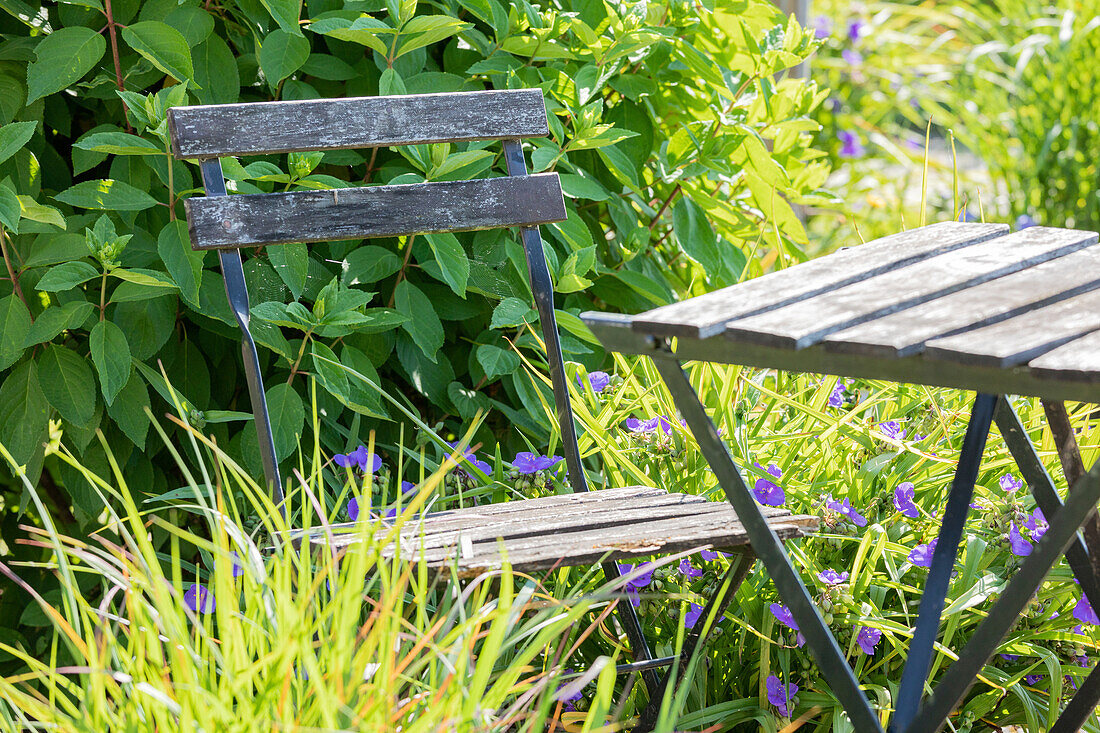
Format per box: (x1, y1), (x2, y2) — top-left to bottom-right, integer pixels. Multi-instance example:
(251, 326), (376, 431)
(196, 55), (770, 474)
(99, 271), (107, 320)
(0, 228), (28, 311)
(286, 330), (314, 387)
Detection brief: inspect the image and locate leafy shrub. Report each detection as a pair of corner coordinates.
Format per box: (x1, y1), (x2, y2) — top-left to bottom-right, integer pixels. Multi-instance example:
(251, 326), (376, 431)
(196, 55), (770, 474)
(0, 0), (826, 531)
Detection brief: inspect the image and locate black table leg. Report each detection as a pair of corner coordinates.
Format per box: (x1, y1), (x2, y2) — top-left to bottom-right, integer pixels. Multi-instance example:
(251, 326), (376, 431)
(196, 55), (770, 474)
(653, 353), (885, 733)
(891, 393), (999, 732)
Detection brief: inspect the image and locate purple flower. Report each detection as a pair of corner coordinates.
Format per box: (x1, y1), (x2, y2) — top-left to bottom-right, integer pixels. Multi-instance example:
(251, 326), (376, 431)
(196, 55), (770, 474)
(1076, 654), (1090, 667)
(893, 482), (920, 519)
(828, 379), (847, 407)
(878, 421), (906, 441)
(617, 562), (655, 608)
(752, 464), (786, 506)
(818, 568), (850, 585)
(554, 669), (584, 711)
(824, 494), (867, 527)
(512, 452), (563, 474)
(838, 129), (864, 158)
(1074, 593), (1099, 625)
(812, 15), (831, 39)
(847, 19), (864, 42)
(1023, 508), (1047, 542)
(700, 549), (719, 561)
(1009, 524), (1032, 557)
(970, 502), (985, 510)
(578, 371), (610, 393)
(230, 550), (244, 578)
(770, 603), (799, 631)
(1024, 674), (1045, 686)
(401, 480), (417, 494)
(908, 539), (938, 567)
(348, 496), (361, 521)
(841, 48), (863, 66)
(999, 473), (1023, 493)
(684, 602), (704, 629)
(1016, 214), (1037, 230)
(856, 626), (881, 654)
(999, 653), (1021, 662)
(447, 441), (492, 476)
(184, 583), (215, 614)
(625, 416), (673, 434)
(766, 675), (798, 717)
(334, 445), (382, 474)
(679, 558), (703, 579)
(957, 209), (978, 223)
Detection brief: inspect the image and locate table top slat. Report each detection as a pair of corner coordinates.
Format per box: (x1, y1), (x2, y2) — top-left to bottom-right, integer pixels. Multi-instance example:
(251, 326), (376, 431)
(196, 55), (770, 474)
(1028, 331), (1100, 383)
(822, 242), (1100, 358)
(631, 222), (1009, 339)
(923, 287), (1100, 367)
(723, 226), (1096, 350)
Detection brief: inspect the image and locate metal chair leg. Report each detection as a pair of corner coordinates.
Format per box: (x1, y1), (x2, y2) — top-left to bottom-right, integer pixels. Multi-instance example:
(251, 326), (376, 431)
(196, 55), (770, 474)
(891, 393), (999, 732)
(199, 159), (284, 506)
(652, 353), (884, 733)
(635, 549), (755, 732)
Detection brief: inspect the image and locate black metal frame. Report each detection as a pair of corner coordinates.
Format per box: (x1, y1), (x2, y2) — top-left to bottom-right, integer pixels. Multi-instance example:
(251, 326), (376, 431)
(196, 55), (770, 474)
(585, 325), (1100, 733)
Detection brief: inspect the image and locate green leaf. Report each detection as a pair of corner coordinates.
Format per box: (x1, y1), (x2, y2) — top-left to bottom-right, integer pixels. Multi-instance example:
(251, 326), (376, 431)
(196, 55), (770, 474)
(55, 180), (158, 211)
(424, 232), (469, 297)
(18, 197), (66, 229)
(558, 173), (609, 201)
(491, 297), (534, 329)
(0, 183), (19, 233)
(268, 242), (308, 300)
(23, 300), (93, 347)
(340, 344), (386, 419)
(0, 120), (36, 166)
(121, 21), (196, 84)
(26, 27), (106, 103)
(73, 131), (161, 156)
(192, 35), (240, 105)
(37, 344), (96, 426)
(157, 220), (203, 305)
(0, 294), (31, 370)
(265, 382), (304, 461)
(36, 261), (99, 292)
(106, 372), (150, 449)
(672, 197), (721, 274)
(395, 280), (443, 362)
(259, 29), (310, 90)
(0, 361), (49, 468)
(111, 269), (178, 289)
(378, 67), (406, 96)
(311, 340), (349, 402)
(476, 342), (518, 379)
(342, 246), (402, 286)
(259, 0), (302, 35)
(113, 296), (175, 360)
(163, 5), (215, 47)
(89, 320), (131, 405)
(308, 17), (391, 56)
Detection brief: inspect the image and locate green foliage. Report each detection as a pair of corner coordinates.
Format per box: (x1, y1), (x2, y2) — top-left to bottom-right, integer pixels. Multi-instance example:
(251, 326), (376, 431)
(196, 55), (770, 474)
(0, 0), (826, 533)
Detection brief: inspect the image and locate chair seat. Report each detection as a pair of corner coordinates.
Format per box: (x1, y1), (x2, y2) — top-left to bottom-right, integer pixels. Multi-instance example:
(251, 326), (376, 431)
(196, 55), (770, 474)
(289, 486), (818, 577)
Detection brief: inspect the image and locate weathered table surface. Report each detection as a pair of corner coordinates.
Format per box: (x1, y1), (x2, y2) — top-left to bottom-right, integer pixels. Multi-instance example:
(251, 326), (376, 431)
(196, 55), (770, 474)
(287, 486), (816, 578)
(587, 222), (1100, 402)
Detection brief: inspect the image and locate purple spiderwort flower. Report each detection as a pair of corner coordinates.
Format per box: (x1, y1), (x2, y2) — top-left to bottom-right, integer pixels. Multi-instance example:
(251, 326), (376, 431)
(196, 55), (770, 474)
(577, 371), (610, 394)
(957, 209), (978, 223)
(856, 626), (882, 654)
(679, 558), (703, 579)
(847, 19), (864, 42)
(554, 668), (584, 711)
(1024, 508), (1048, 542)
(1074, 593), (1099, 625)
(617, 562), (655, 607)
(752, 462), (786, 506)
(447, 441), (491, 476)
(828, 379), (847, 407)
(684, 602), (704, 629)
(999, 473), (1023, 493)
(818, 568), (850, 585)
(1016, 214), (1037, 230)
(893, 482), (920, 519)
(348, 496), (361, 521)
(770, 603), (806, 646)
(878, 421), (906, 441)
(1000, 653), (1021, 662)
(512, 452), (563, 474)
(700, 549), (720, 561)
(1009, 524), (1032, 557)
(841, 48), (863, 66)
(1076, 654), (1090, 667)
(625, 416), (669, 433)
(1024, 674), (1045, 686)
(401, 480), (417, 494)
(838, 129), (864, 158)
(334, 446), (382, 474)
(824, 494), (867, 527)
(230, 550), (244, 578)
(184, 583), (215, 613)
(970, 501), (986, 510)
(766, 675), (798, 717)
(908, 539), (938, 567)
(812, 15), (831, 39)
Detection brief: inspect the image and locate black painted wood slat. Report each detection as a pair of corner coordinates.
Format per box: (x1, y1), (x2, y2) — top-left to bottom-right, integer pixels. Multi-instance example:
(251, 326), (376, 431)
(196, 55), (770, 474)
(168, 89), (549, 158)
(823, 238), (1100, 358)
(924, 287), (1100, 367)
(184, 173), (567, 249)
(630, 222), (1010, 340)
(723, 226), (1096, 350)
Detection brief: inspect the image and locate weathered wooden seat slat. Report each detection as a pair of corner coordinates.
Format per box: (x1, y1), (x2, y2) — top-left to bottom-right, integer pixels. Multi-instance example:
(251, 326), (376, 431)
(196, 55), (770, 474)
(291, 490), (814, 577)
(583, 219), (1100, 733)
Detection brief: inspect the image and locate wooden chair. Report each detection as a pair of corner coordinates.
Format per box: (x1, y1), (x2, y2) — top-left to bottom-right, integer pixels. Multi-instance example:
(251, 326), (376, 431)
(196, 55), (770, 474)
(167, 89), (816, 714)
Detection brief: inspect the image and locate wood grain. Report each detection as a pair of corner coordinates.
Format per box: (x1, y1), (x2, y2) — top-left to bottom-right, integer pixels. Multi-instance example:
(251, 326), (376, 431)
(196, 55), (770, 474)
(184, 173), (566, 249)
(1028, 331), (1100, 383)
(169, 89), (549, 158)
(924, 287), (1100, 367)
(631, 222), (1010, 340)
(822, 240), (1100, 358)
(724, 227), (1096, 350)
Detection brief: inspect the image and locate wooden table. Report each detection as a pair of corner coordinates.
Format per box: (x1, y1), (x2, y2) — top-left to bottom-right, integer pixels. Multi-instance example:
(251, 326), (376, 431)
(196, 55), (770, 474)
(583, 221), (1100, 733)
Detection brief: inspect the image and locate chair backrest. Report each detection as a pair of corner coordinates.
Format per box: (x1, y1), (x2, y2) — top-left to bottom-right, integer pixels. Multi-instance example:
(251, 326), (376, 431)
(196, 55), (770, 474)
(168, 89), (588, 507)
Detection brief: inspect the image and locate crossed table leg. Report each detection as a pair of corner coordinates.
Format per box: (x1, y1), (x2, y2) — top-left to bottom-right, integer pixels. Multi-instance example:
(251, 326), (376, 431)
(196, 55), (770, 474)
(649, 350), (1100, 733)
